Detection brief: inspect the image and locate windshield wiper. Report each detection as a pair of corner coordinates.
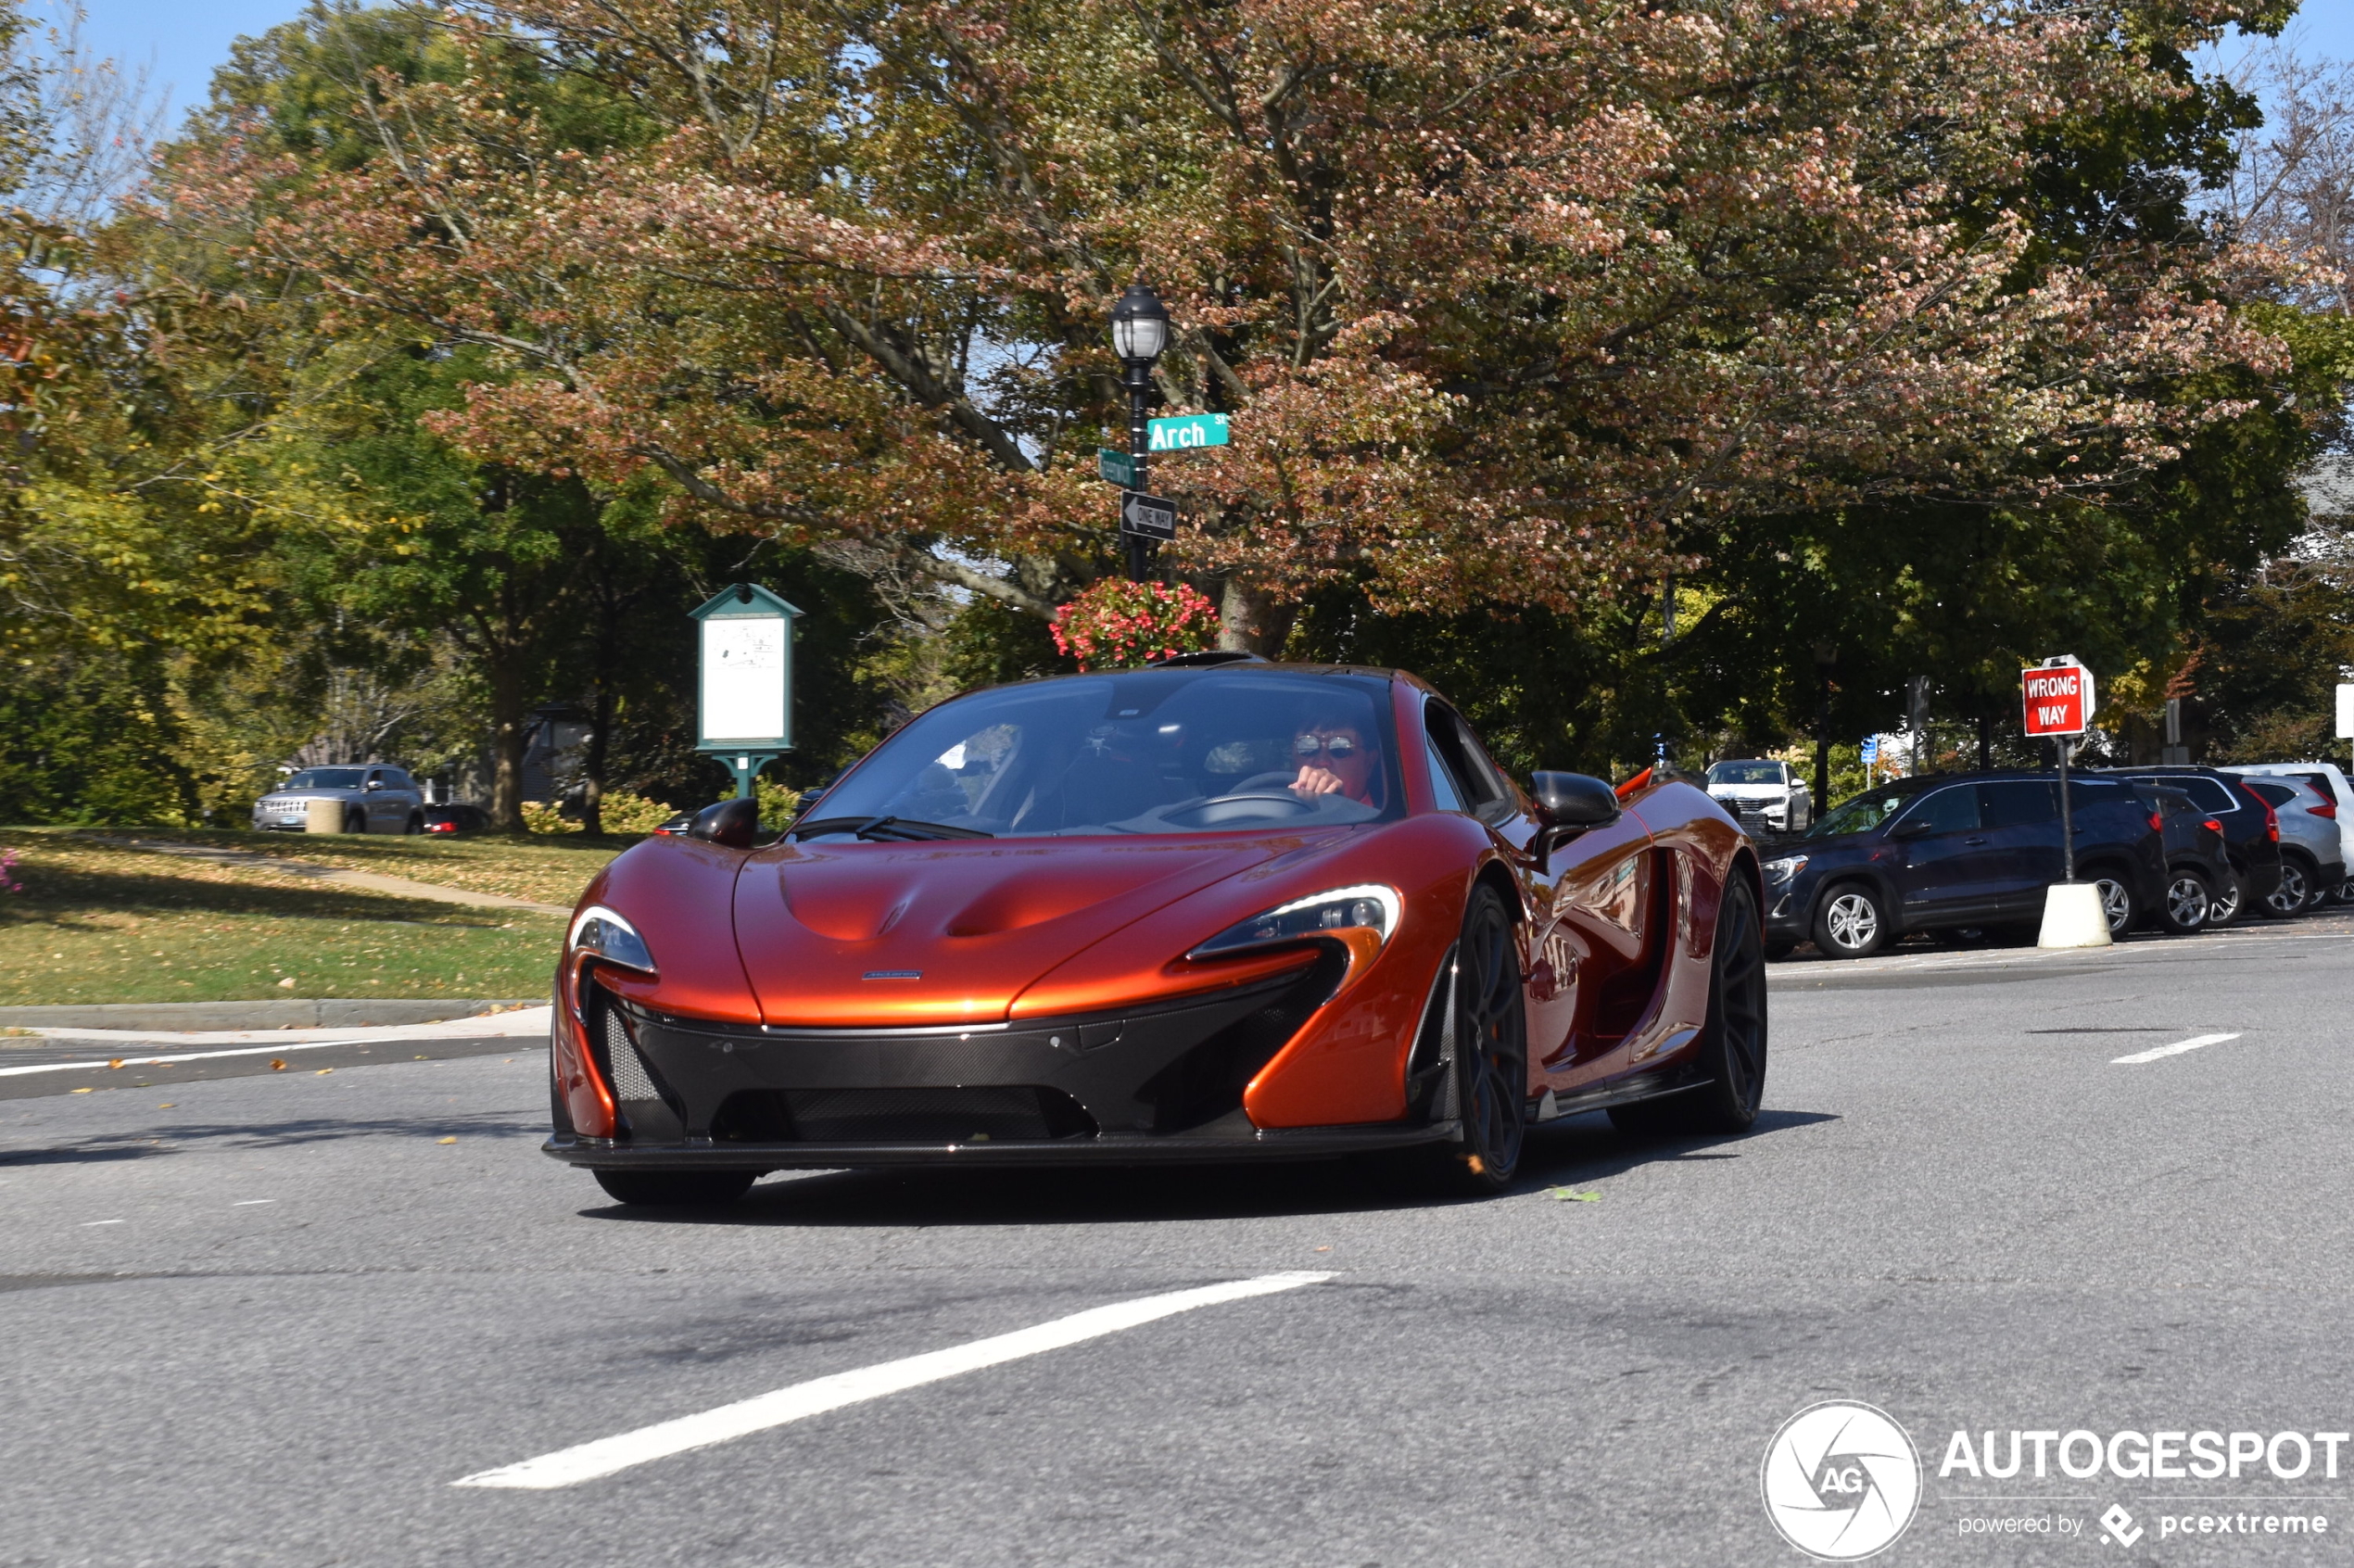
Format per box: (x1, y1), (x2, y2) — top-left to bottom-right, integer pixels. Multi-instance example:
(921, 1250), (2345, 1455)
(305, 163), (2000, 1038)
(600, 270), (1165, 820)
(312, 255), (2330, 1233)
(790, 815), (993, 842)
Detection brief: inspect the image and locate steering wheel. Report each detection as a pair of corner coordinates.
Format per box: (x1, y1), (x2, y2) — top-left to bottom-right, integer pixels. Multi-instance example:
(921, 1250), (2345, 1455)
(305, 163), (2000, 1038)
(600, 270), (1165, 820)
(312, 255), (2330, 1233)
(1227, 769), (1306, 795)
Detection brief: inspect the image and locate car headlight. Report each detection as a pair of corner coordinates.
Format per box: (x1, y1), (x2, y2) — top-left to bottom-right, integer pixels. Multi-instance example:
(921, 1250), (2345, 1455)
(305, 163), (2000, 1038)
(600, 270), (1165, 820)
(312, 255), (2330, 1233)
(1763, 854), (1807, 885)
(1188, 883), (1401, 962)
(567, 905), (656, 975)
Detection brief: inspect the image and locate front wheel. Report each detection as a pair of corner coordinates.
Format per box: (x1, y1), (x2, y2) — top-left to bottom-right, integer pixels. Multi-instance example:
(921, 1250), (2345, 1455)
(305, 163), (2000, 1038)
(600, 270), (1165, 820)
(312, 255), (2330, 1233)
(1810, 883), (1889, 959)
(1610, 877), (1767, 1137)
(1425, 885), (1528, 1195)
(2158, 869), (2210, 934)
(592, 1169), (755, 1208)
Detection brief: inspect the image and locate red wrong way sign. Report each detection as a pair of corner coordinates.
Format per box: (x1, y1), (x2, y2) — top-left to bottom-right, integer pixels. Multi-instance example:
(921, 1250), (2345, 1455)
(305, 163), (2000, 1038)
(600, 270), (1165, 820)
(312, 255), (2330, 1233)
(2021, 660), (2093, 737)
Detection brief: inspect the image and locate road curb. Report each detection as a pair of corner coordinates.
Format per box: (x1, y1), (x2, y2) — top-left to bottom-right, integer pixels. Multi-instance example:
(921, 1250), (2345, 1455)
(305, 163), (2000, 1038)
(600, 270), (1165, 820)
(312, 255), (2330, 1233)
(0, 998), (541, 1031)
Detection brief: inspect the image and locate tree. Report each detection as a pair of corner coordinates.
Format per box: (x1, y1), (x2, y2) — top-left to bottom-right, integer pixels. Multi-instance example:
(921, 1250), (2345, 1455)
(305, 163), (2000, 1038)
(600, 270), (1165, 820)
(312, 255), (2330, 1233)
(196, 0), (2291, 651)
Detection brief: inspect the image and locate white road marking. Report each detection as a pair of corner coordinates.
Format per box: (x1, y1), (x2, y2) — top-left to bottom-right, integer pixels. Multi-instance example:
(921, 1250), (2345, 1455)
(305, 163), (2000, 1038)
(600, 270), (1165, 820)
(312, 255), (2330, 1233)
(452, 1271), (1335, 1491)
(1, 1036), (398, 1078)
(81, 1220), (124, 1226)
(2112, 1032), (2242, 1065)
(234, 1199), (275, 1207)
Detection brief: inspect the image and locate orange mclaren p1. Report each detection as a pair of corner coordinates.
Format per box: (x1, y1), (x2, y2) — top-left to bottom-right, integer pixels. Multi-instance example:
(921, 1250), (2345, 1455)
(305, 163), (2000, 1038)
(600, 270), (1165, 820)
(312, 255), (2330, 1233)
(547, 656), (1767, 1205)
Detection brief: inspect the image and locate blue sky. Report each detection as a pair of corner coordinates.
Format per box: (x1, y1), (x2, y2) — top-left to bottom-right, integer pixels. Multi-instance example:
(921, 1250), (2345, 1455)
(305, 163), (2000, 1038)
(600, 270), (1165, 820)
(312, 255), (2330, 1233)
(58, 0), (2354, 130)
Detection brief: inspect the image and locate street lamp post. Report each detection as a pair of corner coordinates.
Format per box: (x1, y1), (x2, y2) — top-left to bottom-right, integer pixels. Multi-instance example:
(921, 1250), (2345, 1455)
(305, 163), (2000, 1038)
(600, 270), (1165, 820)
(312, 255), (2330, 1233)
(1110, 282), (1171, 582)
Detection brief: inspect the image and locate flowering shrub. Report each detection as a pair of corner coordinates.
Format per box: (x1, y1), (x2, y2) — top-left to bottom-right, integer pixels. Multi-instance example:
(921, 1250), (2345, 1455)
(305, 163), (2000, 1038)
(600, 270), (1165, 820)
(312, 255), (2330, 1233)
(0, 848), (19, 893)
(1049, 580), (1223, 672)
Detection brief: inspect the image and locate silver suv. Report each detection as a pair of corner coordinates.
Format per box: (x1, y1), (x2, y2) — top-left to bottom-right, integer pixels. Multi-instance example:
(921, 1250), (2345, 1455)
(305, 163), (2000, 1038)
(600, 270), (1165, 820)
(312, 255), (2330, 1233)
(251, 765), (426, 834)
(1705, 758), (1812, 835)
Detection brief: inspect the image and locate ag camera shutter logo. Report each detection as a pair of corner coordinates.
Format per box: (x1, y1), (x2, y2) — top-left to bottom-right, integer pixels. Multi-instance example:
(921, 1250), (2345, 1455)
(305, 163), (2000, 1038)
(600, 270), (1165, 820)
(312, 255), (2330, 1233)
(1762, 1401), (1922, 1560)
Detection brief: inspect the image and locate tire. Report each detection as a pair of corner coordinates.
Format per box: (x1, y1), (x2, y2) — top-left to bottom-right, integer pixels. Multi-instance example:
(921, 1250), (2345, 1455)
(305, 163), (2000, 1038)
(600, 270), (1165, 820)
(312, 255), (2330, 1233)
(1424, 885), (1528, 1195)
(2207, 872), (2246, 928)
(1809, 881), (1889, 959)
(592, 1169), (755, 1208)
(2263, 854), (2315, 917)
(404, 813), (425, 835)
(2086, 870), (2138, 937)
(2158, 868), (2211, 934)
(344, 805), (367, 834)
(1610, 877), (1767, 1137)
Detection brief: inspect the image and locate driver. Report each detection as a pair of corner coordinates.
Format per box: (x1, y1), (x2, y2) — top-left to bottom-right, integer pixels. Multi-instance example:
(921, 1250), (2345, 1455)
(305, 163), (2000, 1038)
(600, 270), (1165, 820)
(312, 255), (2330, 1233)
(1289, 720), (1381, 807)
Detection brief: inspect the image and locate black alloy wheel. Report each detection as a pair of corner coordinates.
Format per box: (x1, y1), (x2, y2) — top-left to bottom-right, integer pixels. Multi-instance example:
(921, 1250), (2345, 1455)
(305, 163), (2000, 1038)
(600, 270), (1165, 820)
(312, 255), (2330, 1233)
(1429, 885), (1529, 1195)
(2159, 869), (2211, 934)
(2264, 856), (2314, 917)
(1810, 881), (1889, 959)
(1611, 876), (1768, 1137)
(592, 1169), (756, 1208)
(2087, 871), (2138, 937)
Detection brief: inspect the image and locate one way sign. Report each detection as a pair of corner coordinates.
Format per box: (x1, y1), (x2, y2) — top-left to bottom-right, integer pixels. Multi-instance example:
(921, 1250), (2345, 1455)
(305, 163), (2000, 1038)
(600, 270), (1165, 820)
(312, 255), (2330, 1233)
(1120, 490), (1177, 540)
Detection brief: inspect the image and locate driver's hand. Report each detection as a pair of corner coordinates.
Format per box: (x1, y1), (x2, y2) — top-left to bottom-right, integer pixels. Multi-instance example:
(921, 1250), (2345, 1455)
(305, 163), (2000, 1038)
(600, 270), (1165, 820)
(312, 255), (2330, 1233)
(1292, 765), (1344, 798)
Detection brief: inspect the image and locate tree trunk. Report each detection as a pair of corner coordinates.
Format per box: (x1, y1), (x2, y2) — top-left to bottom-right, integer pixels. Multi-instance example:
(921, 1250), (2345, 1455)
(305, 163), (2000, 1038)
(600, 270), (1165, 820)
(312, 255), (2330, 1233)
(487, 657), (529, 831)
(1217, 578), (1296, 657)
(580, 685), (615, 835)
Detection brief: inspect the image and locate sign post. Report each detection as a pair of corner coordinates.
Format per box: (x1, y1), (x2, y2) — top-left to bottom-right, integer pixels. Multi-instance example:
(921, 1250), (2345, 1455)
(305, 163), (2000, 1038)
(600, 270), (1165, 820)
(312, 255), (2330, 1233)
(691, 584), (802, 800)
(2022, 656), (2106, 949)
(2022, 656), (2094, 880)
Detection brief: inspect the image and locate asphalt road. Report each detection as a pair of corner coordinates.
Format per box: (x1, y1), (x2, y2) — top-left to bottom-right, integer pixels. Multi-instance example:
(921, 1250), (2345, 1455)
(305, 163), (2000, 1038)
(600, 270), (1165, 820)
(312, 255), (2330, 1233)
(6, 914), (2354, 1566)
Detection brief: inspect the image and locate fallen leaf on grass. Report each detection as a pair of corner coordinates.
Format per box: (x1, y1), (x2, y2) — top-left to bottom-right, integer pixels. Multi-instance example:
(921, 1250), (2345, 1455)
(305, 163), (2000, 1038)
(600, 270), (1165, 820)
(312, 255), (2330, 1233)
(436, 1136), (458, 1144)
(1548, 1187), (1601, 1203)
(275, 977), (296, 989)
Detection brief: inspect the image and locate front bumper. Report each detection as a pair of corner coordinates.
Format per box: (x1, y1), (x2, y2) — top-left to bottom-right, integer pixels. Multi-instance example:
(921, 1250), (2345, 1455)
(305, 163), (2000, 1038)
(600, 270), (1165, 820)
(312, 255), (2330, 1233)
(549, 955), (1449, 1170)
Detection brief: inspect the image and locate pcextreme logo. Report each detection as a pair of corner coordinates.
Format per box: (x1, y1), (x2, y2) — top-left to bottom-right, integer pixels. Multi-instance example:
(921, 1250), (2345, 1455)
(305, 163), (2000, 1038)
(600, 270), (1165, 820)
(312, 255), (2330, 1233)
(1763, 1401), (1924, 1561)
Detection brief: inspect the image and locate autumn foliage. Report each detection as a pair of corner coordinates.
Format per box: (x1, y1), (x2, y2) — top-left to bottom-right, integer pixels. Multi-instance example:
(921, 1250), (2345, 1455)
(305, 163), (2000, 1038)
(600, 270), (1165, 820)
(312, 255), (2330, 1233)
(171, 0), (2302, 636)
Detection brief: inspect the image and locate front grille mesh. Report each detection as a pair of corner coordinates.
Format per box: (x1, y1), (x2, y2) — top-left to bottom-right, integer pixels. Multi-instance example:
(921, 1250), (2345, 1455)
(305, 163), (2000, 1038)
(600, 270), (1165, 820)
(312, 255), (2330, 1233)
(782, 1086), (1070, 1144)
(600, 1004), (662, 1103)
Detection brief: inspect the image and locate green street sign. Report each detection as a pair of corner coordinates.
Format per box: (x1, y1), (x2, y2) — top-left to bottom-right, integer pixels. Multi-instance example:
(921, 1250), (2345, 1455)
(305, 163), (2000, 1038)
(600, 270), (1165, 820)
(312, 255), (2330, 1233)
(1096, 448), (1139, 487)
(1146, 412), (1230, 452)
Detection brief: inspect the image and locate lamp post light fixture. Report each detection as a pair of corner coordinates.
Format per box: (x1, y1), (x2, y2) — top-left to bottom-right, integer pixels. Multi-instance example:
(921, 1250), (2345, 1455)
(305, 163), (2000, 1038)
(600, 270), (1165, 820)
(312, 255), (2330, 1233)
(1110, 282), (1171, 582)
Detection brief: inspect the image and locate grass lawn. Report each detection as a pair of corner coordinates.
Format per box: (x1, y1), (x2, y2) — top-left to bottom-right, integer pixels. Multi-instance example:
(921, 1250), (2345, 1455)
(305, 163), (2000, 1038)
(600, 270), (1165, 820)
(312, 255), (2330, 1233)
(0, 829), (585, 1005)
(96, 825), (639, 908)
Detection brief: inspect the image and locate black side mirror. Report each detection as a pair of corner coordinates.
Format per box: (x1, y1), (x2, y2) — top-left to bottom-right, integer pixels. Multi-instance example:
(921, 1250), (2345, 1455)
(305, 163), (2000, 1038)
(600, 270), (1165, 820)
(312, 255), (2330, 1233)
(688, 796), (762, 849)
(1889, 817), (1932, 840)
(1530, 771), (1620, 830)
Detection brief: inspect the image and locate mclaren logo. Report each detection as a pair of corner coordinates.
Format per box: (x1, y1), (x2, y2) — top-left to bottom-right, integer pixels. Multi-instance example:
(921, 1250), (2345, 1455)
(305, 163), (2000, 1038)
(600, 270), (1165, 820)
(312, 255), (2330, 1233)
(1761, 1401), (1922, 1560)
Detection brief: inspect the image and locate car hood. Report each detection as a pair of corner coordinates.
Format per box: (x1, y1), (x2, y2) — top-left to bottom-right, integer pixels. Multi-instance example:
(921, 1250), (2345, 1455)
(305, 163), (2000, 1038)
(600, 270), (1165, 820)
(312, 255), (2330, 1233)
(731, 830), (1344, 1027)
(1709, 784), (1789, 798)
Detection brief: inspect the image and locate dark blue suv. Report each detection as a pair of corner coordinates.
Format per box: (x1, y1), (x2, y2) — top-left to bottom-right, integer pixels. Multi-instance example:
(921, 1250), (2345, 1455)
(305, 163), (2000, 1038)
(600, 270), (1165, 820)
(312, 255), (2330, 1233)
(1760, 771), (2168, 959)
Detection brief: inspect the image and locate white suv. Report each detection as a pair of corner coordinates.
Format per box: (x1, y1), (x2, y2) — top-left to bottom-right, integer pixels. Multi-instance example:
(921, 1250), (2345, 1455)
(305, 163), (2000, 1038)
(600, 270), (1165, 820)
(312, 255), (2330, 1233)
(1705, 758), (1812, 835)
(2222, 762), (2354, 902)
(251, 765), (426, 834)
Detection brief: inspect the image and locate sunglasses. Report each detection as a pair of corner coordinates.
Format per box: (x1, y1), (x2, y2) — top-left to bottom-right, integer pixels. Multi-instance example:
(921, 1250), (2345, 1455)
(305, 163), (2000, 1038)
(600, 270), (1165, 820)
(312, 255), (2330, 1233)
(1294, 734), (1361, 760)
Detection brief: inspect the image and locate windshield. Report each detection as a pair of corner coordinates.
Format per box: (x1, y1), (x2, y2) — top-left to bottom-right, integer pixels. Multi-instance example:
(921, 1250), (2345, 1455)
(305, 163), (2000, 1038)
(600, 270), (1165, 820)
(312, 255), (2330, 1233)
(1805, 786), (1917, 839)
(805, 669), (1403, 840)
(1707, 761), (1783, 786)
(285, 768), (365, 790)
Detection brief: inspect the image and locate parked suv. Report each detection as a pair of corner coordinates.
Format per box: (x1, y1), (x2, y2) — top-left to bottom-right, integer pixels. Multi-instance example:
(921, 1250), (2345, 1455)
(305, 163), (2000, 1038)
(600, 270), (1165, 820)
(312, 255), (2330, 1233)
(2136, 784), (2236, 933)
(2234, 776), (2344, 914)
(1761, 771), (2164, 959)
(251, 765), (426, 834)
(2101, 765), (2285, 917)
(1704, 758), (1812, 834)
(2222, 763), (2354, 904)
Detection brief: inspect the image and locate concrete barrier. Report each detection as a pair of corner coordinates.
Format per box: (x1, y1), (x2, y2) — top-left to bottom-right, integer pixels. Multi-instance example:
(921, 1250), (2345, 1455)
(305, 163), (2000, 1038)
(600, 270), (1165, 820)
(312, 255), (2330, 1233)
(0, 999), (541, 1031)
(2036, 882), (2114, 949)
